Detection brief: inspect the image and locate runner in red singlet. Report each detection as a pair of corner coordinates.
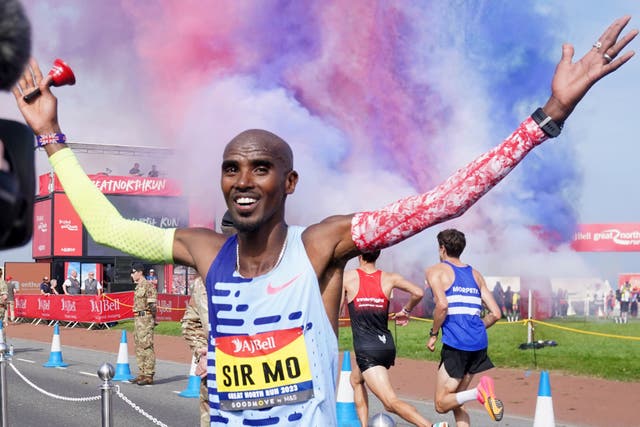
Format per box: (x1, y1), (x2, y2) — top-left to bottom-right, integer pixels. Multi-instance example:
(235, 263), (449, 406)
(342, 250), (447, 427)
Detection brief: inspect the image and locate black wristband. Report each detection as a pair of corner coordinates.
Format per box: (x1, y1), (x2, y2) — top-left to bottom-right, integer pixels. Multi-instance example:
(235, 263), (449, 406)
(531, 107), (563, 138)
(429, 328), (439, 337)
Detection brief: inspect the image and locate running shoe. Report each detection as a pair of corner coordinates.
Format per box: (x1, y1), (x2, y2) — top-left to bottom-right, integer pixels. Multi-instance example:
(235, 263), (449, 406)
(432, 422), (449, 427)
(476, 376), (504, 421)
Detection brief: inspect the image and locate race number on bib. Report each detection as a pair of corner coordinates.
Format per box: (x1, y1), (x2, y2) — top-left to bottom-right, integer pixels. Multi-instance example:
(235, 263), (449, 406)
(215, 327), (314, 411)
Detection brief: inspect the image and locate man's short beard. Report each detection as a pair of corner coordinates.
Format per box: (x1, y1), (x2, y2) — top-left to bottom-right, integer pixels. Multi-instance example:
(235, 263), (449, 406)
(233, 219), (260, 233)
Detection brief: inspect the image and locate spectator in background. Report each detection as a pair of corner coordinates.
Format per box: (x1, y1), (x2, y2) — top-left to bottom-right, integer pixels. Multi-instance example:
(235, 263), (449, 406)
(146, 268), (158, 289)
(630, 291), (638, 318)
(605, 290), (616, 319)
(620, 281), (632, 324)
(504, 286), (513, 322)
(128, 162), (142, 176)
(422, 285), (436, 319)
(558, 288), (569, 317)
(40, 276), (56, 295)
(492, 281), (505, 317)
(81, 271), (102, 296)
(50, 279), (59, 294)
(62, 270), (81, 295)
(5, 275), (18, 323)
(511, 291), (520, 322)
(148, 165), (159, 177)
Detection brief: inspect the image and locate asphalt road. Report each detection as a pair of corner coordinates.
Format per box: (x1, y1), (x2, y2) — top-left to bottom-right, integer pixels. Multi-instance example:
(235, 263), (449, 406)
(4, 337), (199, 427)
(2, 336), (578, 427)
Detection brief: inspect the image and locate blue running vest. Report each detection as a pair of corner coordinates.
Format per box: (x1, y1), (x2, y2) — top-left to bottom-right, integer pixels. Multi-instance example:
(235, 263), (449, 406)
(441, 261), (488, 351)
(205, 226), (338, 426)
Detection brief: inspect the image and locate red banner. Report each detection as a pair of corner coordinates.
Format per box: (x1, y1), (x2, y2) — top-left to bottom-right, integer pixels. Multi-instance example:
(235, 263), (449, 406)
(15, 292), (134, 323)
(38, 173), (182, 197)
(571, 223), (640, 252)
(156, 294), (191, 322)
(32, 199), (52, 258)
(53, 194), (83, 256)
(13, 292), (189, 323)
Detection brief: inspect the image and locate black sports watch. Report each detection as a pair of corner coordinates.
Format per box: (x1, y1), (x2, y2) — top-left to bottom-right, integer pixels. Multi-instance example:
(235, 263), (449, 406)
(429, 328), (439, 337)
(531, 107), (563, 138)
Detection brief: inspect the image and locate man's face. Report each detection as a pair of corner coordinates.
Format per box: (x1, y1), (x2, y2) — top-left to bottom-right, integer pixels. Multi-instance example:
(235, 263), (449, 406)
(131, 270), (142, 282)
(71, 271), (77, 279)
(221, 136), (297, 232)
(88, 273), (94, 279)
(43, 277), (49, 283)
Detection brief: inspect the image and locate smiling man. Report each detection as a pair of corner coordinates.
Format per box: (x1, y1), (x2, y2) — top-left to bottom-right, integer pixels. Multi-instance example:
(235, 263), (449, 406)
(13, 16), (638, 427)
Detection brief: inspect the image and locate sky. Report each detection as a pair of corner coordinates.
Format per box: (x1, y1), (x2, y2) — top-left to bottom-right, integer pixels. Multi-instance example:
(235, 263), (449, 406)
(1, 0), (639, 288)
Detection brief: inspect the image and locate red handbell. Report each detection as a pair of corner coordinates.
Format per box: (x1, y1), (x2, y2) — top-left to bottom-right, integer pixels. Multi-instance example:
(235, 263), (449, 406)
(48, 59), (76, 87)
(23, 58), (76, 102)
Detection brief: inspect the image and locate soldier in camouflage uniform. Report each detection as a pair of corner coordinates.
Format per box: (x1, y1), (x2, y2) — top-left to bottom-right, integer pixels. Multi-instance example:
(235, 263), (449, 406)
(0, 269), (8, 325)
(181, 211), (235, 426)
(130, 263), (157, 386)
(181, 276), (209, 427)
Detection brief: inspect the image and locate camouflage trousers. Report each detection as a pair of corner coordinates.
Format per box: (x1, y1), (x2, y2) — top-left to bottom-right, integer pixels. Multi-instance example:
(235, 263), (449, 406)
(134, 316), (155, 376)
(200, 378), (208, 427)
(0, 306), (6, 325)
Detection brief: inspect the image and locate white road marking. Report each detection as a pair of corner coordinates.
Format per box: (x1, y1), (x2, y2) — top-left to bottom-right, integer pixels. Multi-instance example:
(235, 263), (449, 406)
(16, 358), (35, 363)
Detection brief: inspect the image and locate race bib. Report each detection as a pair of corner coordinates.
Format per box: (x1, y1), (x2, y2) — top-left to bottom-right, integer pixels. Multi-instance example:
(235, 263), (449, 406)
(215, 327), (314, 411)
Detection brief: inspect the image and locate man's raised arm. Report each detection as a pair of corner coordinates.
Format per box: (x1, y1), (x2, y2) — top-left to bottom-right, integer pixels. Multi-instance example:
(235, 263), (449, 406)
(13, 58), (175, 263)
(351, 16), (636, 253)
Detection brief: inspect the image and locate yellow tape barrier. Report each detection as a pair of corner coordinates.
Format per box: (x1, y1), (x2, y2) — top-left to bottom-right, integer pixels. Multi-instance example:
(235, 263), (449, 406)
(102, 293), (186, 312)
(526, 318), (640, 341)
(339, 316), (640, 341)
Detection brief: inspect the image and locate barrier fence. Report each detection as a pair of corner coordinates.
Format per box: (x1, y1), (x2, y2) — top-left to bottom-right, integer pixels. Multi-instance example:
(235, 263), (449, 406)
(13, 292), (190, 325)
(0, 340), (171, 427)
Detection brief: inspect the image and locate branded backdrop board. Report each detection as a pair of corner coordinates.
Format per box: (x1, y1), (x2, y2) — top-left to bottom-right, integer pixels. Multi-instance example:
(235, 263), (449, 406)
(32, 199), (52, 258)
(52, 193), (83, 256)
(85, 194), (188, 257)
(572, 223), (640, 252)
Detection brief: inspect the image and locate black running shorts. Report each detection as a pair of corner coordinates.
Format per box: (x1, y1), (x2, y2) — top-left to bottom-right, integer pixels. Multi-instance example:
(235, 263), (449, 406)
(439, 343), (494, 379)
(355, 347), (396, 373)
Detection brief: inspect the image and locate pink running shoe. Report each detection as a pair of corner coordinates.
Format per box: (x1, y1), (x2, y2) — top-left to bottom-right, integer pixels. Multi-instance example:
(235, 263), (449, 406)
(476, 376), (504, 421)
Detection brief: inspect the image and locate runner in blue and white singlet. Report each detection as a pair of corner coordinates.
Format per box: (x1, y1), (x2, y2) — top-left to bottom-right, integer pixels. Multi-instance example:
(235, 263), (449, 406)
(205, 226), (338, 426)
(440, 260), (487, 352)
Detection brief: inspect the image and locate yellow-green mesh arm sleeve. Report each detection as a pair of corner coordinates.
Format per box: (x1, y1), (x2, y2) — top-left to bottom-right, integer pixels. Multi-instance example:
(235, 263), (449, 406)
(49, 148), (175, 263)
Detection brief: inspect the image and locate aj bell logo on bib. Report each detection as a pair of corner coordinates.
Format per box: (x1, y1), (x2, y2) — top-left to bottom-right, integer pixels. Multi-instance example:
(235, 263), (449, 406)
(216, 327), (314, 411)
(231, 336), (276, 354)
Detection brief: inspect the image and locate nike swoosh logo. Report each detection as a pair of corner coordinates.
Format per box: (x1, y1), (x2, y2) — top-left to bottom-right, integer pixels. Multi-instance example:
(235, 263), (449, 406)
(266, 274), (302, 295)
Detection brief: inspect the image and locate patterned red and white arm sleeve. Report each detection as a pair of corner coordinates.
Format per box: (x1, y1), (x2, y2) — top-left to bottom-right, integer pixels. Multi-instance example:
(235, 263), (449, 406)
(351, 117), (548, 252)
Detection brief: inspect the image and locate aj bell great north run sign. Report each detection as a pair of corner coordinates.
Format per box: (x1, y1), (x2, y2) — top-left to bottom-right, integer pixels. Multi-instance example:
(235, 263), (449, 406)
(571, 223), (640, 252)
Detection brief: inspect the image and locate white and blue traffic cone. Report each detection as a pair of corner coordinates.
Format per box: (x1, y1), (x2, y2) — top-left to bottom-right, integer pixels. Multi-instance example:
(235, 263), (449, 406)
(178, 355), (201, 398)
(533, 370), (555, 427)
(0, 319), (5, 346)
(336, 350), (360, 427)
(112, 330), (135, 381)
(43, 323), (68, 367)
